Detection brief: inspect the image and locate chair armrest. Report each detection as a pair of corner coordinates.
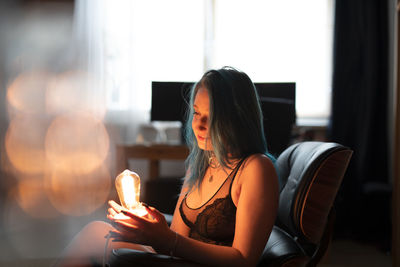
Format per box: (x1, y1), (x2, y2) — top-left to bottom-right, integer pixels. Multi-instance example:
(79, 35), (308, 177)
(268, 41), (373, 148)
(257, 226), (309, 267)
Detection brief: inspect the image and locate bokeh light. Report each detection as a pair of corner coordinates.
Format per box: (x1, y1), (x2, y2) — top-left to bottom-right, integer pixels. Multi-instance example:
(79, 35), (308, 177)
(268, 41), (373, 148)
(6, 70), (52, 116)
(45, 165), (111, 216)
(46, 70), (106, 119)
(5, 69), (112, 218)
(1, 2), (114, 262)
(15, 177), (60, 219)
(45, 112), (110, 174)
(5, 114), (49, 175)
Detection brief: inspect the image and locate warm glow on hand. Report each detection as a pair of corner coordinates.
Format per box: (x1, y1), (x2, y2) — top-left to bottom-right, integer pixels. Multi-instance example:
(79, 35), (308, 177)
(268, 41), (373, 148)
(113, 204), (149, 219)
(113, 212), (131, 220)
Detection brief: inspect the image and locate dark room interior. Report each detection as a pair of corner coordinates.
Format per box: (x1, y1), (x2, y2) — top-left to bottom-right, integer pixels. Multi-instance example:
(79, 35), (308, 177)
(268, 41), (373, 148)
(0, 0), (398, 266)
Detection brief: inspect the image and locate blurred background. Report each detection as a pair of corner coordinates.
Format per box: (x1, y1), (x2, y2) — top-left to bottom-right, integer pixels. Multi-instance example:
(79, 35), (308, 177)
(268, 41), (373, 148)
(0, 0), (397, 266)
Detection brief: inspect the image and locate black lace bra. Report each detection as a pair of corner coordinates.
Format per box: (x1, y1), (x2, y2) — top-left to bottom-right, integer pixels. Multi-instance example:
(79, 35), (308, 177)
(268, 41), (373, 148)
(179, 158), (245, 246)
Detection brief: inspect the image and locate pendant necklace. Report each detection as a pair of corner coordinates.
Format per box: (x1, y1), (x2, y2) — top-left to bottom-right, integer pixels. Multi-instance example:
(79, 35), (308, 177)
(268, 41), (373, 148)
(208, 155), (220, 182)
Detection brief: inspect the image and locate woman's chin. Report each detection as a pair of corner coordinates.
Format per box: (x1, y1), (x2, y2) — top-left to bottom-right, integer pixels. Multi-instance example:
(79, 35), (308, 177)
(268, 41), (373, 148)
(197, 145), (205, 150)
(198, 144), (213, 151)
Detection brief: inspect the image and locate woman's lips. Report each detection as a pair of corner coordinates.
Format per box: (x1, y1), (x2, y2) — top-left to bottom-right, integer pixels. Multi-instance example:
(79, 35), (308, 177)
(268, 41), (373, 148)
(197, 135), (205, 141)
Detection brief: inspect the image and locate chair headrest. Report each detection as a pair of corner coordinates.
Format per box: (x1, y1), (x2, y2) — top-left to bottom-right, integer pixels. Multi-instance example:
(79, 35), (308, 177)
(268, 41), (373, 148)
(275, 141), (352, 243)
(276, 142), (346, 192)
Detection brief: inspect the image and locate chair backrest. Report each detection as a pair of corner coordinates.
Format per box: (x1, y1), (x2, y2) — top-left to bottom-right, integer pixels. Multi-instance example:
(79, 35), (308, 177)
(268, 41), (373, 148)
(275, 141), (353, 247)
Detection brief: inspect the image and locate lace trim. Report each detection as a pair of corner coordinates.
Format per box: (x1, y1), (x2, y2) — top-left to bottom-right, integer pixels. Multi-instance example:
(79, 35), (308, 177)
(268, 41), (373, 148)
(179, 200), (194, 228)
(179, 158), (246, 240)
(186, 197), (236, 245)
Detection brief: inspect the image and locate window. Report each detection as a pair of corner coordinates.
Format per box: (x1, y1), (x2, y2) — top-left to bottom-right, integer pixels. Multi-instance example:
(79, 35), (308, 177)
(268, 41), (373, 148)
(103, 0), (205, 111)
(101, 0), (334, 123)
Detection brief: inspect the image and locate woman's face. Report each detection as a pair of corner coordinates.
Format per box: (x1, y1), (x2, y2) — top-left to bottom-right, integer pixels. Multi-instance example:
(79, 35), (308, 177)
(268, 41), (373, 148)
(192, 87), (213, 151)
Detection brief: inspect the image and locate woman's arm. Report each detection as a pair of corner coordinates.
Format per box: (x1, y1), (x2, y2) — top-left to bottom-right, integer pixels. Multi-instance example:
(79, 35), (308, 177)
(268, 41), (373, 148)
(170, 185), (190, 236)
(152, 184), (190, 255)
(231, 154), (279, 265)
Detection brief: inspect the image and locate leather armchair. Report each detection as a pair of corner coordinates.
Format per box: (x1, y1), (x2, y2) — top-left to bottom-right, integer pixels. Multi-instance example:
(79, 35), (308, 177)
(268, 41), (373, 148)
(108, 141), (353, 267)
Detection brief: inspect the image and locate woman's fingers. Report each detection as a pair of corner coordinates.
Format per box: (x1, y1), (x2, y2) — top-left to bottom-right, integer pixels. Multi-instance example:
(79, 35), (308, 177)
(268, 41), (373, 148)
(112, 219), (141, 234)
(107, 205), (169, 247)
(108, 200), (123, 213)
(108, 207), (117, 216)
(107, 202), (168, 247)
(121, 210), (151, 225)
(142, 204), (165, 223)
(109, 230), (136, 243)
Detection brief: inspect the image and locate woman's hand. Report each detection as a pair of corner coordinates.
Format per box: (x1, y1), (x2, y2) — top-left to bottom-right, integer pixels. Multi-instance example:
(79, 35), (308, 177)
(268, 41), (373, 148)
(107, 200), (127, 218)
(107, 203), (175, 250)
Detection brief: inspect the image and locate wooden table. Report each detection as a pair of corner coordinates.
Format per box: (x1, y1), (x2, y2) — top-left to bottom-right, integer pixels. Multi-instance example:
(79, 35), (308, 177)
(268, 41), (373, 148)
(116, 144), (189, 180)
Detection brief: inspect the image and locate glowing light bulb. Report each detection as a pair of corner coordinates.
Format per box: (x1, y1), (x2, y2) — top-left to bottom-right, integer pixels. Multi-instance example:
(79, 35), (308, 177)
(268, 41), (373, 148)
(114, 169), (147, 219)
(115, 169), (140, 210)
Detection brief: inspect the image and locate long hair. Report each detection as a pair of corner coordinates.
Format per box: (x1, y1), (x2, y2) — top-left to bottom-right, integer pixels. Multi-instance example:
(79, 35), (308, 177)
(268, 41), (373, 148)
(184, 66), (273, 191)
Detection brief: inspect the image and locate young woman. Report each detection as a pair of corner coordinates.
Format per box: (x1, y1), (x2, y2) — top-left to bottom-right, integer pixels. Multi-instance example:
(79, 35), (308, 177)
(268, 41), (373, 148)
(55, 67), (279, 267)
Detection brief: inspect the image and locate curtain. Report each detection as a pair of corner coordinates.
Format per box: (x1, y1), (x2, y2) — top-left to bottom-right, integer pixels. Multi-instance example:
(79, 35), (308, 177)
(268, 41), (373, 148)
(73, 0), (208, 146)
(73, 0), (149, 145)
(329, 0), (391, 249)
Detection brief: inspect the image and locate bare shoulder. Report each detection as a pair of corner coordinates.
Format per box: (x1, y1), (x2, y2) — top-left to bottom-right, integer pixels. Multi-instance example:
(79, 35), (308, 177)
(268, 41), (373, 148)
(240, 153), (276, 177)
(233, 153), (278, 199)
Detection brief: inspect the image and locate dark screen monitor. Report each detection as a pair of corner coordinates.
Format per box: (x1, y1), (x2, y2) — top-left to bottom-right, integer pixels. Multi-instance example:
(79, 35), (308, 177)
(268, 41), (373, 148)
(150, 81), (194, 123)
(150, 81), (296, 156)
(255, 83), (296, 156)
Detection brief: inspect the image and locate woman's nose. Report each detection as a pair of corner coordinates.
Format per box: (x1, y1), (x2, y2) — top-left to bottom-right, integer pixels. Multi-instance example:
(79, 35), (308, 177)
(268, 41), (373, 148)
(196, 116), (208, 130)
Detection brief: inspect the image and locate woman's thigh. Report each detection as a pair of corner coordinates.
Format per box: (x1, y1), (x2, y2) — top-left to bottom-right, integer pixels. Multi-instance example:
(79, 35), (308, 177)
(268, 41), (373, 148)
(56, 220), (154, 266)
